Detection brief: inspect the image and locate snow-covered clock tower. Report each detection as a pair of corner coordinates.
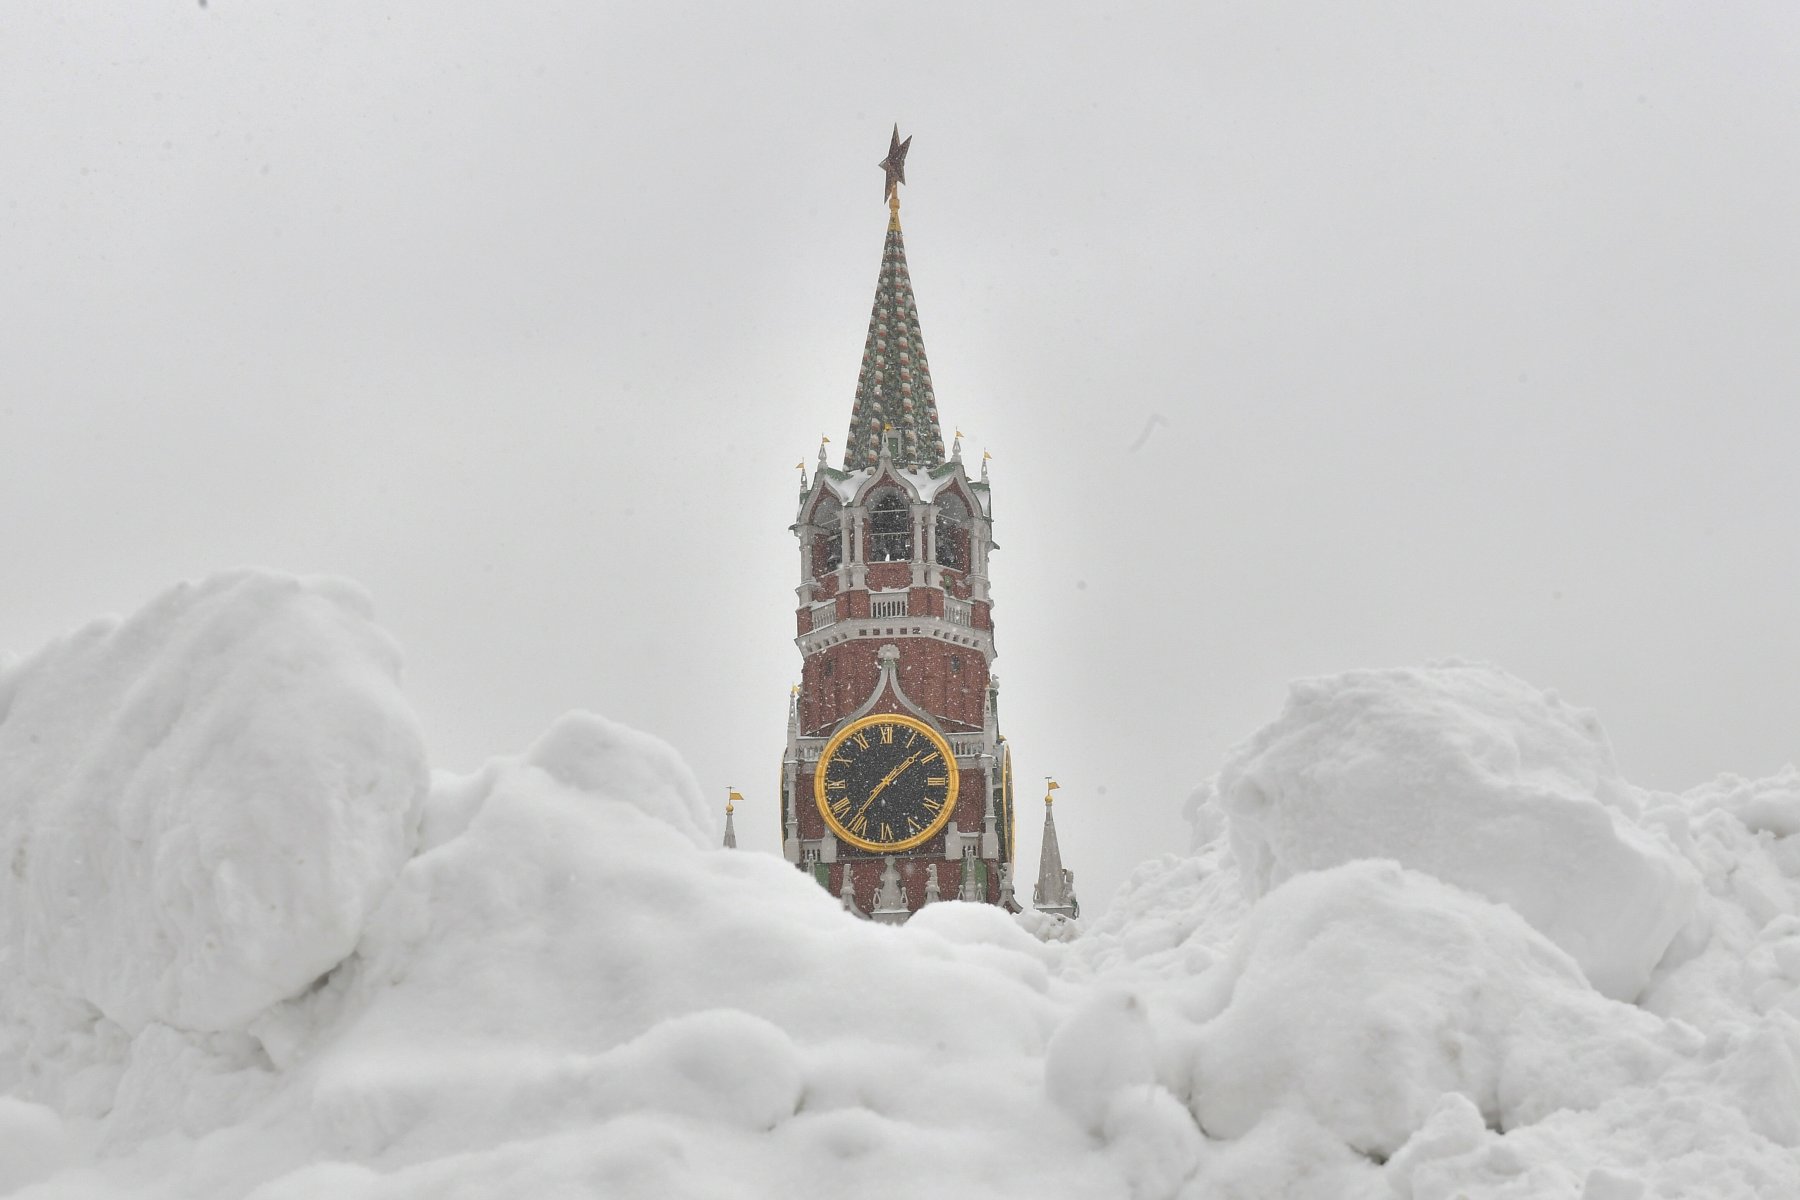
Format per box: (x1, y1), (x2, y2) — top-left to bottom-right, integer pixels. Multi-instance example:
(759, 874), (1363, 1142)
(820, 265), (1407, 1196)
(778, 130), (1055, 922)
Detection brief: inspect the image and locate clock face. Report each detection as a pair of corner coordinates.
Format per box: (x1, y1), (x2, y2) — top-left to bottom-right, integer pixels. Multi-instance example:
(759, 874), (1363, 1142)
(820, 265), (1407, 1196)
(814, 713), (960, 853)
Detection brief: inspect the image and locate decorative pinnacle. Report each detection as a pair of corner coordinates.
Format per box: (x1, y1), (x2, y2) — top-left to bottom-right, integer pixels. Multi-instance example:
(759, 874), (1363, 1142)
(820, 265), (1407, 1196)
(727, 788), (743, 814)
(1045, 778), (1060, 806)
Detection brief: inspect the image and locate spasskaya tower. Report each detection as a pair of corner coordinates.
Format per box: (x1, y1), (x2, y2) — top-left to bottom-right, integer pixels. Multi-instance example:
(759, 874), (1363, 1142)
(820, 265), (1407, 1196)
(777, 129), (1040, 923)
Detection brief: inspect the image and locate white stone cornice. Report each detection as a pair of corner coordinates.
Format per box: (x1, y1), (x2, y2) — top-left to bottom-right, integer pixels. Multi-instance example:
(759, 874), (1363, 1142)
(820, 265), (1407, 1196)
(795, 614), (993, 660)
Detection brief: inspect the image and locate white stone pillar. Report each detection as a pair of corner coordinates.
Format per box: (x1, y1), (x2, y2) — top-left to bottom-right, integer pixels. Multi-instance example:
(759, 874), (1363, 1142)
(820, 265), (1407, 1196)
(911, 504), (928, 586)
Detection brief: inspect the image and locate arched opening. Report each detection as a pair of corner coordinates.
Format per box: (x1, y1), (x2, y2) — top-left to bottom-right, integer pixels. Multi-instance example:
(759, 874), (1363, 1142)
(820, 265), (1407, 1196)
(935, 495), (969, 571)
(811, 499), (842, 575)
(868, 491), (912, 562)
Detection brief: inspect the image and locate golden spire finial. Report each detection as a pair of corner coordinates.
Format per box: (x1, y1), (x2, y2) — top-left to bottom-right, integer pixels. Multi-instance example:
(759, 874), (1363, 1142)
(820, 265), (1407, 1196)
(727, 788), (743, 814)
(1045, 778), (1060, 806)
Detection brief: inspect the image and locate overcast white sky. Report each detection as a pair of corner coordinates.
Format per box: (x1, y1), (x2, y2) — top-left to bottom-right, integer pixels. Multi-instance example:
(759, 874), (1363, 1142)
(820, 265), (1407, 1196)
(4, 2), (1797, 914)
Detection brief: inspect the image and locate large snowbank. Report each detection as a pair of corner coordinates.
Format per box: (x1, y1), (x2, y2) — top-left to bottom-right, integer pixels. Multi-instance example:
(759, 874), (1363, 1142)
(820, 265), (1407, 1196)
(1203, 665), (1699, 1001)
(2, 580), (1797, 1199)
(278, 734), (1096, 1197)
(1182, 861), (1685, 1151)
(0, 573), (424, 1120)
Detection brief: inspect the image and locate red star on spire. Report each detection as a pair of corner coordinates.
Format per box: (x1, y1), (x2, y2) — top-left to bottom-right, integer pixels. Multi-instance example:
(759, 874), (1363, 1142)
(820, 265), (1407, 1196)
(879, 125), (912, 203)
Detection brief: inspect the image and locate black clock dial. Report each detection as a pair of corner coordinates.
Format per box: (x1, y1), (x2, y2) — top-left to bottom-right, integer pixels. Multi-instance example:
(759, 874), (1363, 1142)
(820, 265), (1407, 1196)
(815, 714), (959, 852)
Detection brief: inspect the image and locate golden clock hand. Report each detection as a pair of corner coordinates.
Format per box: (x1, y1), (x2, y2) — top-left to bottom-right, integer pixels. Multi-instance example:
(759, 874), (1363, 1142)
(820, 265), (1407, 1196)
(867, 754), (918, 801)
(851, 769), (900, 823)
(850, 752), (924, 827)
(877, 751), (924, 795)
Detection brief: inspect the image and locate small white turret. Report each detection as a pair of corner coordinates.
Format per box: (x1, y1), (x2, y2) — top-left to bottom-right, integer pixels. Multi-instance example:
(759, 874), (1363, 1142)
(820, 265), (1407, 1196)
(723, 789), (741, 850)
(840, 867), (868, 920)
(959, 842), (985, 902)
(1033, 780), (1080, 920)
(872, 857), (910, 924)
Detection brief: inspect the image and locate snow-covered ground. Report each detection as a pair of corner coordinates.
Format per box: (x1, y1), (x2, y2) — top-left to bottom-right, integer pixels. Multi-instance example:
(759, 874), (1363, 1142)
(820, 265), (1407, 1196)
(2, 572), (1796, 1199)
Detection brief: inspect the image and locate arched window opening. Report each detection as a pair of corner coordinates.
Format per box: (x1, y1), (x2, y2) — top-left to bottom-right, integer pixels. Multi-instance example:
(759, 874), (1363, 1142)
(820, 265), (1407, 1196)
(935, 496), (969, 571)
(811, 500), (842, 575)
(868, 492), (912, 562)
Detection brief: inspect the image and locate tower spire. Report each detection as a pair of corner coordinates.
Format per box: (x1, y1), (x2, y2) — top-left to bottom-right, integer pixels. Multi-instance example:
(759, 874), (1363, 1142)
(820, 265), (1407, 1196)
(846, 127), (945, 471)
(1033, 780), (1080, 919)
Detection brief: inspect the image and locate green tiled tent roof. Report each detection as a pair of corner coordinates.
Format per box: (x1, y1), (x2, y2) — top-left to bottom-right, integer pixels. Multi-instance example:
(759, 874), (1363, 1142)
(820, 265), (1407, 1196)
(844, 216), (946, 470)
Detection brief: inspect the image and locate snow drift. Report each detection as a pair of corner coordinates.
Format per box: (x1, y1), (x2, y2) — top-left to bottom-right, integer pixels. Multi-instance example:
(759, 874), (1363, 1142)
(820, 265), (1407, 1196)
(0, 573), (424, 1053)
(289, 723), (1090, 1196)
(2, 576), (1797, 1199)
(1203, 664), (1699, 1000)
(1181, 860), (1682, 1155)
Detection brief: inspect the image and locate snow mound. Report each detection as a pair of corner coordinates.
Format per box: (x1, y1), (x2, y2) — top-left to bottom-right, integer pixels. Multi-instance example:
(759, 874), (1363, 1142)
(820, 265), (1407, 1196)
(1206, 664), (1698, 1000)
(5, 577), (1798, 1200)
(1686, 766), (1800, 839)
(1181, 860), (1682, 1159)
(277, 722), (1088, 1189)
(0, 571), (426, 1042)
(517, 709), (715, 848)
(1637, 768), (1800, 1046)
